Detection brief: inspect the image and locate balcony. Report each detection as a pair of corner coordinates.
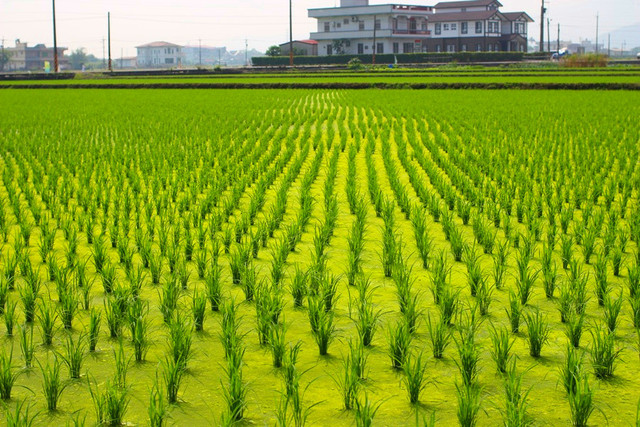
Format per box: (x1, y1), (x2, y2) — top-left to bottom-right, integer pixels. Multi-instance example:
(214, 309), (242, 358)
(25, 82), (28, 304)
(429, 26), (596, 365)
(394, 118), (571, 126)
(392, 29), (431, 36)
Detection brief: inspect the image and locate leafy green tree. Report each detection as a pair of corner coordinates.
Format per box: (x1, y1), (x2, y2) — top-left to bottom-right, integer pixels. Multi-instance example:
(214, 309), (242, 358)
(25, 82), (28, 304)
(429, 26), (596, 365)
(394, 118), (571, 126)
(69, 48), (88, 70)
(0, 49), (10, 71)
(266, 45), (281, 57)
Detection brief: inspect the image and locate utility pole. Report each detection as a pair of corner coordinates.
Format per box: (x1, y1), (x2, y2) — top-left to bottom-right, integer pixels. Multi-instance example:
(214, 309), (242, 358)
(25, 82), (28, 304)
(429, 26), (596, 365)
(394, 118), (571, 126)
(557, 23), (560, 53)
(289, 0), (294, 66)
(108, 12), (112, 72)
(595, 13), (599, 54)
(607, 33), (610, 57)
(120, 48), (123, 69)
(245, 39), (248, 67)
(52, 0), (58, 72)
(547, 18), (550, 53)
(102, 38), (106, 69)
(372, 15), (377, 65)
(199, 39), (202, 65)
(1, 37), (4, 72)
(539, 0), (545, 52)
(218, 49), (221, 66)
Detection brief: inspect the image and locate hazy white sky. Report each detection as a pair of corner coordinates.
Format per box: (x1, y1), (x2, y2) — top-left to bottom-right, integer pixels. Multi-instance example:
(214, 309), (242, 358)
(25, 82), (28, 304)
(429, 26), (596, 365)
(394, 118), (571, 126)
(1, 0), (638, 57)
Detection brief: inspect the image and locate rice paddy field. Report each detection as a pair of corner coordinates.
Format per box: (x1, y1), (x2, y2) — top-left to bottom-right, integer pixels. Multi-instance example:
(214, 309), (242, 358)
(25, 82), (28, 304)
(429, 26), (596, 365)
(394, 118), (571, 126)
(0, 87), (639, 426)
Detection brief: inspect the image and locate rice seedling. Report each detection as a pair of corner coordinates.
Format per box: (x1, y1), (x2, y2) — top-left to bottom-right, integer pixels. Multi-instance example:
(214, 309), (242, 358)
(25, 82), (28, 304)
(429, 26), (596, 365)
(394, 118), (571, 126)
(37, 299), (57, 346)
(0, 348), (20, 400)
(630, 294), (640, 329)
(333, 353), (359, 410)
(560, 343), (584, 395)
(515, 255), (538, 306)
(506, 290), (522, 333)
(290, 267), (307, 308)
(88, 308), (101, 352)
(149, 251), (163, 285)
(167, 314), (193, 372)
(426, 313), (451, 359)
(353, 278), (382, 347)
(402, 351), (428, 404)
(60, 333), (86, 379)
(524, 308), (550, 358)
(58, 286), (78, 330)
(148, 376), (167, 427)
(603, 292), (623, 333)
(204, 263), (222, 312)
(568, 374), (595, 427)
(19, 324), (34, 368)
(162, 355), (184, 404)
(159, 277), (180, 323)
(501, 358), (532, 427)
(268, 319), (287, 368)
(455, 381), (482, 427)
(489, 325), (514, 374)
(388, 320), (413, 369)
(542, 260), (558, 299)
(455, 319), (480, 387)
(611, 246), (624, 277)
(4, 398), (38, 426)
(222, 345), (247, 421)
(5, 297), (17, 336)
(560, 235), (573, 270)
(39, 354), (66, 411)
(411, 207), (432, 269)
(20, 281), (40, 324)
(565, 308), (585, 348)
(590, 322), (621, 379)
(88, 377), (129, 426)
(476, 279), (493, 316)
(311, 303), (335, 356)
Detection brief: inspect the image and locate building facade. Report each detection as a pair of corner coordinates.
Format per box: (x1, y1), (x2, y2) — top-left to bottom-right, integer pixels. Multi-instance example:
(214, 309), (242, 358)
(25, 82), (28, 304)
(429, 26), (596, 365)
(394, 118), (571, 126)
(280, 40), (319, 56)
(5, 40), (68, 71)
(308, 0), (532, 56)
(136, 42), (183, 68)
(183, 46), (227, 66)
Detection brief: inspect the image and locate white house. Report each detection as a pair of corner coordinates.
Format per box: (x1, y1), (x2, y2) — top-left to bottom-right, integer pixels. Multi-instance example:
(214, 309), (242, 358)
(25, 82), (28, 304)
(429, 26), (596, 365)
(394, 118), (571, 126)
(308, 0), (532, 56)
(136, 41), (183, 68)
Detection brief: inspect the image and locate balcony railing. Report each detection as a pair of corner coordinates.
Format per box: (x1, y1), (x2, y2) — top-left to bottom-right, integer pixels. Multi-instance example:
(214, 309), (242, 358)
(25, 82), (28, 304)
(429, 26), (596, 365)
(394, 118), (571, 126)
(392, 29), (431, 35)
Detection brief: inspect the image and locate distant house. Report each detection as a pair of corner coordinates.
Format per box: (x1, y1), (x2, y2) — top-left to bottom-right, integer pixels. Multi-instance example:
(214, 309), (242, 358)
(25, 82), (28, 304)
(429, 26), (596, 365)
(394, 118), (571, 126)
(117, 57), (138, 69)
(182, 46), (227, 66)
(136, 41), (183, 68)
(5, 39), (68, 71)
(279, 40), (319, 56)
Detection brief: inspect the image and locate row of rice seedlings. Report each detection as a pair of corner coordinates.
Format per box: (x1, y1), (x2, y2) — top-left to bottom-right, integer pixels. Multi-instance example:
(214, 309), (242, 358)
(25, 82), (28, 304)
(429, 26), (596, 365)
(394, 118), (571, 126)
(255, 281), (283, 345)
(381, 198), (397, 278)
(308, 295), (336, 356)
(129, 300), (150, 362)
(427, 313), (451, 359)
(346, 144), (359, 215)
(524, 308), (550, 358)
(411, 206), (432, 270)
(351, 277), (382, 347)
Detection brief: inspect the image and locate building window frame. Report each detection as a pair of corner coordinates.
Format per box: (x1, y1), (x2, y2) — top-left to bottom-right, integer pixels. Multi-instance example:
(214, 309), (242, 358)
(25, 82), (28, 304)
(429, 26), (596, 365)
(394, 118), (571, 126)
(461, 22), (468, 34)
(324, 22), (330, 32)
(475, 21), (482, 34)
(435, 23), (441, 35)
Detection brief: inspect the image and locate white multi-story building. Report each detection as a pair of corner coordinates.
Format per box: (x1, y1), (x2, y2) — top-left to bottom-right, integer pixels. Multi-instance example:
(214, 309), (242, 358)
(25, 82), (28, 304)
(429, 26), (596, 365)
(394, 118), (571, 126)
(308, 0), (532, 56)
(136, 41), (183, 68)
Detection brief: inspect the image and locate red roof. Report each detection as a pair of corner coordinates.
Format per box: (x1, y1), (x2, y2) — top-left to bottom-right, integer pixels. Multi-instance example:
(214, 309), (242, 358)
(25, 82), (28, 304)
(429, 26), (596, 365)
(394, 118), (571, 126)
(297, 40), (318, 45)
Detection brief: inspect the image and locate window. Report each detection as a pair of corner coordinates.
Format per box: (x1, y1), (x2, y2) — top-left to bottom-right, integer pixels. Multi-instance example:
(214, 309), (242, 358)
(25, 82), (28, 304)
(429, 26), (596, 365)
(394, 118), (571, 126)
(487, 44), (493, 52)
(461, 22), (468, 34)
(422, 22), (427, 31)
(476, 43), (482, 51)
(515, 22), (525, 34)
(435, 23), (441, 35)
(344, 18), (349, 24)
(488, 21), (499, 33)
(461, 7), (467, 12)
(451, 23), (457, 31)
(443, 24), (449, 31)
(337, 23), (341, 28)
(447, 44), (455, 52)
(403, 43), (414, 53)
(327, 44), (333, 55)
(436, 45), (442, 52)
(475, 21), (482, 33)
(375, 19), (381, 30)
(358, 43), (364, 54)
(324, 22), (330, 32)
(165, 58), (174, 64)
(376, 43), (384, 54)
(461, 44), (467, 52)
(495, 43), (500, 51)
(393, 43), (399, 54)
(359, 21), (365, 30)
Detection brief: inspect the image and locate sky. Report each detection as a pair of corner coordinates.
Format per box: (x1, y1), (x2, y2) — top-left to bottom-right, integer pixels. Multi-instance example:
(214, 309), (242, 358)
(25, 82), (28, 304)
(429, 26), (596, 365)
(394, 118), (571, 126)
(0, 0), (638, 58)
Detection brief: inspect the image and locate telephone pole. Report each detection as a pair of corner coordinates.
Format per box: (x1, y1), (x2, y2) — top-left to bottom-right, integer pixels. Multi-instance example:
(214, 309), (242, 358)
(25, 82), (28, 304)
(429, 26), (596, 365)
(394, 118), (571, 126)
(108, 12), (112, 72)
(102, 38), (106, 69)
(289, 0), (294, 66)
(547, 18), (550, 53)
(595, 13), (599, 54)
(607, 34), (610, 56)
(198, 39), (202, 65)
(245, 39), (248, 66)
(539, 0), (545, 52)
(52, 0), (58, 72)
(557, 23), (560, 53)
(372, 15), (377, 64)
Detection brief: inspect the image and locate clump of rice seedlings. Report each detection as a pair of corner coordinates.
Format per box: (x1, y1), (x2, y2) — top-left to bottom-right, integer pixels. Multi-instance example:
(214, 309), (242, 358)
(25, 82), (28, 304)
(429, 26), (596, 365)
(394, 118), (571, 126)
(255, 281), (283, 345)
(20, 281), (40, 324)
(37, 299), (57, 346)
(148, 250), (164, 286)
(40, 354), (66, 411)
(560, 235), (573, 270)
(489, 325), (514, 374)
(582, 227), (597, 264)
(506, 290), (522, 333)
(411, 207), (432, 269)
(290, 267), (307, 308)
(168, 314), (193, 372)
(353, 277), (382, 347)
(455, 381), (481, 427)
(594, 253), (609, 306)
(455, 317), (480, 387)
(603, 292), (623, 333)
(565, 308), (585, 348)
(58, 286), (78, 330)
(113, 341), (131, 389)
(91, 237), (108, 274)
(148, 377), (167, 427)
(204, 263), (222, 312)
(427, 313), (451, 359)
(353, 392), (382, 427)
(348, 338), (368, 380)
(611, 247), (624, 277)
(126, 265), (146, 301)
(240, 262), (256, 302)
(629, 264), (640, 299)
(4, 398), (38, 426)
(222, 344), (247, 421)
(79, 274), (94, 311)
(220, 299), (242, 360)
(99, 262), (117, 294)
(311, 303), (335, 356)
(464, 245), (483, 297)
(524, 308), (549, 358)
(568, 374), (595, 427)
(159, 277), (180, 324)
(89, 308), (101, 352)
(319, 273), (339, 313)
(403, 351), (428, 404)
(559, 343), (584, 396)
(333, 353), (359, 410)
(492, 240), (509, 290)
(388, 320), (413, 369)
(268, 319), (287, 368)
(381, 200), (397, 278)
(88, 377), (129, 426)
(439, 285), (459, 327)
(590, 322), (621, 379)
(60, 333), (86, 379)
(515, 254), (538, 306)
(449, 226), (466, 262)
(630, 294), (640, 329)
(161, 355), (184, 404)
(0, 278), (9, 314)
(542, 259), (558, 299)
(501, 359), (532, 427)
(192, 289), (207, 332)
(5, 297), (17, 336)
(0, 348), (20, 399)
(476, 279), (493, 316)
(19, 324), (34, 368)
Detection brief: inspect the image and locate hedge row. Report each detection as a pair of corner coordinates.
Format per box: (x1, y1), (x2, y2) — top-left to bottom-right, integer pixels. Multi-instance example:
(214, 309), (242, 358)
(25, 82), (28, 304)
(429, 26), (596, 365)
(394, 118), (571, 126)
(3, 82), (639, 90)
(251, 52), (527, 66)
